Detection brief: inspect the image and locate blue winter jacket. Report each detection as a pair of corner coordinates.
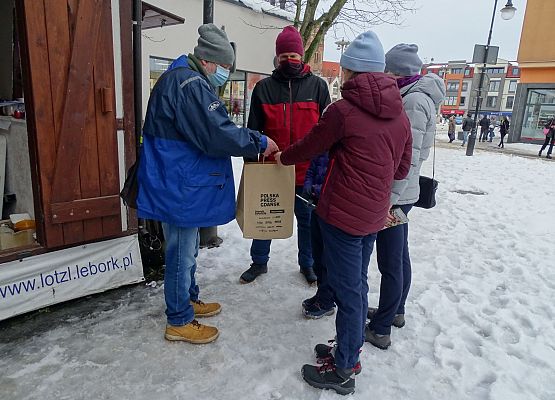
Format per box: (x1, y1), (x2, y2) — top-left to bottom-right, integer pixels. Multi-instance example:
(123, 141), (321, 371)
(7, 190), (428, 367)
(302, 152), (329, 202)
(137, 55), (267, 227)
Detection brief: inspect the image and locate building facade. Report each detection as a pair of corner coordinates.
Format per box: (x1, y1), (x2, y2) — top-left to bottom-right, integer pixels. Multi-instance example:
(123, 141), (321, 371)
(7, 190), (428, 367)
(423, 59), (520, 121)
(510, 0), (555, 143)
(142, 0), (291, 126)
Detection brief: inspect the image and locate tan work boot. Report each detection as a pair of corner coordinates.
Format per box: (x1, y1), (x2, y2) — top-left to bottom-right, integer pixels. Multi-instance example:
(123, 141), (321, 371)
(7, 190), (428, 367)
(191, 300), (221, 317)
(164, 320), (219, 344)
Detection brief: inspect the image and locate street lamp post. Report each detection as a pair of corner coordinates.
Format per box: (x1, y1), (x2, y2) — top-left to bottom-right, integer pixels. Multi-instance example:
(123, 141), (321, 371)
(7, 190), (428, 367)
(466, 0), (517, 156)
(335, 38), (350, 85)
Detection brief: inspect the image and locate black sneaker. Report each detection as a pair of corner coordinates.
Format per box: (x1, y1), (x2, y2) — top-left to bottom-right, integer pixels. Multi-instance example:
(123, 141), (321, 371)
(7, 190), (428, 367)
(239, 263), (267, 284)
(301, 362), (356, 395)
(303, 302), (335, 319)
(367, 307), (405, 328)
(314, 342), (362, 375)
(300, 267), (317, 284)
(302, 294), (318, 310)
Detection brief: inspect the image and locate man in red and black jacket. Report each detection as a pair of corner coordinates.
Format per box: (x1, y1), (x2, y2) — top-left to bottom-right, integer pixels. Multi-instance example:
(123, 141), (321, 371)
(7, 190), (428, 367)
(240, 26), (331, 285)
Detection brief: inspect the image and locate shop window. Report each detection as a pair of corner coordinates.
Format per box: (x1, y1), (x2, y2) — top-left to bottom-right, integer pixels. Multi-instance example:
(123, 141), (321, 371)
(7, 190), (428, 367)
(149, 56), (173, 90)
(505, 96), (514, 109)
(486, 96), (497, 107)
(522, 88), (555, 140)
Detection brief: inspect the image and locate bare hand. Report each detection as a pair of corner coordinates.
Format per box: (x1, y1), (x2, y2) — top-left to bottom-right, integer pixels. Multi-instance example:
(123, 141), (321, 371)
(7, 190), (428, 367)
(385, 209), (397, 225)
(263, 137), (279, 158)
(274, 152), (283, 166)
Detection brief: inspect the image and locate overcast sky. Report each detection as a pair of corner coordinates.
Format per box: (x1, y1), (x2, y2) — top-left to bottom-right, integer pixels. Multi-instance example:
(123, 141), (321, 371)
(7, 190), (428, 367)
(323, 0), (527, 64)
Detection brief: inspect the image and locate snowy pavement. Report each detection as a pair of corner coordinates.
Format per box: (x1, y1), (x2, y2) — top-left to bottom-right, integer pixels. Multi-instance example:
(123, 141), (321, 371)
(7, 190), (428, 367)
(1, 147), (554, 400)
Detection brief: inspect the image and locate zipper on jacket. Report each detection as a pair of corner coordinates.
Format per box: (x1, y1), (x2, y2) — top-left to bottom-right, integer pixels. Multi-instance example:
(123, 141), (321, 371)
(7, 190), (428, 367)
(321, 158), (335, 196)
(283, 103), (286, 127)
(289, 80), (293, 145)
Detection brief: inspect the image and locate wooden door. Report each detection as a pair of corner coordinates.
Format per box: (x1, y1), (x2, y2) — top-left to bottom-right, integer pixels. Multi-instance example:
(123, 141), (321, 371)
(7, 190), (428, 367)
(19, 0), (122, 248)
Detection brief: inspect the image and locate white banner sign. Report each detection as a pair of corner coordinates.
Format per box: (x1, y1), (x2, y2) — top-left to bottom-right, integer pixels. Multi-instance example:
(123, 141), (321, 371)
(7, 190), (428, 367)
(0, 234), (144, 321)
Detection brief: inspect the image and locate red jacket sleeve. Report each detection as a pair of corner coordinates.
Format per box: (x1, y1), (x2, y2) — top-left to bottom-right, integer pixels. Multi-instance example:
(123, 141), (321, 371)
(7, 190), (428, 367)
(394, 131), (413, 180)
(281, 103), (344, 166)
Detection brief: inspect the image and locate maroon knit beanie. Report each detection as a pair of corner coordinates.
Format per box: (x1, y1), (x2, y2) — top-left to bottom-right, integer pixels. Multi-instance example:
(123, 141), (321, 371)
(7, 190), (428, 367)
(275, 26), (304, 56)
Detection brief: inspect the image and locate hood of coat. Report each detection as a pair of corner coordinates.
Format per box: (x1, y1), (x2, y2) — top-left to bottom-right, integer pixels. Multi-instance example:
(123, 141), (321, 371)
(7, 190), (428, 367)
(400, 73), (445, 107)
(341, 72), (403, 119)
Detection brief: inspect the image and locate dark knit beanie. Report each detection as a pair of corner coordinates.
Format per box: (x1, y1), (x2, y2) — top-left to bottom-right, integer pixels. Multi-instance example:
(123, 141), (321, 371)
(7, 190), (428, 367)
(275, 26), (304, 56)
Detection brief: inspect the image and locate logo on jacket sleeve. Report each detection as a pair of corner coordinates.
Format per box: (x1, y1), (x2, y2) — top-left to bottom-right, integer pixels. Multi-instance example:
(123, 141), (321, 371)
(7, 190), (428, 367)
(208, 101), (220, 112)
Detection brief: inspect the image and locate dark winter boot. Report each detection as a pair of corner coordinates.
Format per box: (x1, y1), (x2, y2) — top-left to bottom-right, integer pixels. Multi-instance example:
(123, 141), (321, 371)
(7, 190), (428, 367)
(539, 150), (542, 157)
(301, 362), (356, 395)
(300, 267), (317, 284)
(302, 294), (319, 310)
(367, 307), (405, 328)
(303, 302), (335, 319)
(364, 325), (391, 350)
(239, 263), (268, 284)
(314, 343), (362, 375)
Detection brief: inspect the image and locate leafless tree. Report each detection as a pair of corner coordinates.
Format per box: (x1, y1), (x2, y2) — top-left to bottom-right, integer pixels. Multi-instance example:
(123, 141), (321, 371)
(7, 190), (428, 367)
(281, 0), (416, 62)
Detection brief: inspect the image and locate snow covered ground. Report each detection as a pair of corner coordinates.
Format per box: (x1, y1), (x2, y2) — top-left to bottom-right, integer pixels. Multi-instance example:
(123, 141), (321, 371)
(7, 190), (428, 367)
(1, 147), (554, 400)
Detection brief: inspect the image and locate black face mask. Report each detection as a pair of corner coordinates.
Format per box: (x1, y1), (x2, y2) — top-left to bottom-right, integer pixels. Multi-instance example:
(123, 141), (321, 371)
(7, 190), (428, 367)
(279, 59), (303, 77)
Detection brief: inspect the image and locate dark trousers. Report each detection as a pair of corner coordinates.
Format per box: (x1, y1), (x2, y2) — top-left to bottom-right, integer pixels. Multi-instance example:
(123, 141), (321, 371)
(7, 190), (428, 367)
(319, 218), (376, 369)
(540, 135), (555, 155)
(368, 205), (413, 335)
(499, 133), (506, 147)
(310, 213), (334, 309)
(251, 186), (313, 268)
(479, 128), (488, 142)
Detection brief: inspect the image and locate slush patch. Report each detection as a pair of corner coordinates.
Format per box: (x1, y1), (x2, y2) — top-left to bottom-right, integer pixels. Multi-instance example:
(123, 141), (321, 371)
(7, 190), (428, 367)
(208, 101), (220, 111)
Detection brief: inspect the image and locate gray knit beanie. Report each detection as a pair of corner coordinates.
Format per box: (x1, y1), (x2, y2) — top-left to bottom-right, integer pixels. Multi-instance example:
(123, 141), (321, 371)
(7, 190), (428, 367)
(193, 24), (235, 65)
(385, 44), (423, 76)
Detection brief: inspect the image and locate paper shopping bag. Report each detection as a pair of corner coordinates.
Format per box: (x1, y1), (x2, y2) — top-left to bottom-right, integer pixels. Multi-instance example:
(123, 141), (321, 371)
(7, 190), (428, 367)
(236, 162), (295, 240)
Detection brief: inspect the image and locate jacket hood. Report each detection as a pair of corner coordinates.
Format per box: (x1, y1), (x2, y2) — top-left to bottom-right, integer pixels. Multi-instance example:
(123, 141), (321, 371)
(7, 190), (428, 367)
(401, 73), (445, 106)
(341, 72), (403, 119)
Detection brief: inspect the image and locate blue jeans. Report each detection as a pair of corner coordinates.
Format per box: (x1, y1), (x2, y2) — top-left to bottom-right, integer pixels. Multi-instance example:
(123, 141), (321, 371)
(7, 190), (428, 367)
(310, 213), (334, 309)
(368, 205), (413, 335)
(462, 130), (470, 145)
(161, 223), (200, 326)
(319, 218), (377, 370)
(250, 186), (313, 269)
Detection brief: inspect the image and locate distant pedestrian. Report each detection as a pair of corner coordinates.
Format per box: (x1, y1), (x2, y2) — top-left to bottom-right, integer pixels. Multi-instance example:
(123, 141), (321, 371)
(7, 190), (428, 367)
(462, 113), (474, 147)
(539, 117), (555, 159)
(488, 118), (496, 142)
(498, 116), (509, 148)
(448, 115), (456, 143)
(479, 115), (490, 142)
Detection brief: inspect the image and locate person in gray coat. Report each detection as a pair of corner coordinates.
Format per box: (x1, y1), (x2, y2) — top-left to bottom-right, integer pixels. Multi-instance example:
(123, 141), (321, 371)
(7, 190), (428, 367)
(366, 44), (445, 349)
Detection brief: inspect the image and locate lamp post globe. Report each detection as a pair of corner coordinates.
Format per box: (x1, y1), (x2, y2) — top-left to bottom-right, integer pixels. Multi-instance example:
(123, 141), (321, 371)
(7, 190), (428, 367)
(500, 1), (516, 20)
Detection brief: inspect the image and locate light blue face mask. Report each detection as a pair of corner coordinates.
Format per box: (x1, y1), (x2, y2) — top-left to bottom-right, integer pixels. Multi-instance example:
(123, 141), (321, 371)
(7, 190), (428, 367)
(208, 65), (230, 87)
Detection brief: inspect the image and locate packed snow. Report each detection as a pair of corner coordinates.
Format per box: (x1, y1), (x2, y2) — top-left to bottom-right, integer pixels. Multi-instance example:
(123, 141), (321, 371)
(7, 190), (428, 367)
(1, 146), (554, 400)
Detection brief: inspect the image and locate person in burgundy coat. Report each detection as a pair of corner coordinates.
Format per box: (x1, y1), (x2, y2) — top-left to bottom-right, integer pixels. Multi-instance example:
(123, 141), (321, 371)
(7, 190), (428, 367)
(275, 31), (412, 395)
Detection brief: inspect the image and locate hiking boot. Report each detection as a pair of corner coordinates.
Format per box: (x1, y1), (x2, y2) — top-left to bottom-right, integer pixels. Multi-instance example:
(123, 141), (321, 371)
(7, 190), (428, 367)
(367, 307), (405, 328)
(364, 326), (391, 350)
(301, 363), (356, 395)
(314, 343), (362, 375)
(303, 302), (334, 319)
(164, 320), (219, 344)
(239, 263), (267, 284)
(300, 267), (317, 284)
(191, 300), (221, 317)
(302, 294), (318, 310)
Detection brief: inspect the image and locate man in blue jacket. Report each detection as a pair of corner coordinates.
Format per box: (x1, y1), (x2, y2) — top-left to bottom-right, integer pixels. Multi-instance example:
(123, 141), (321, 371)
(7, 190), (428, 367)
(137, 24), (278, 344)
